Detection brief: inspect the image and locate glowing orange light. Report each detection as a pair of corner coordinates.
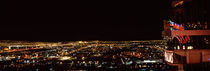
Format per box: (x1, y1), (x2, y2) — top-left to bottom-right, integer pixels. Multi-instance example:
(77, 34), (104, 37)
(173, 1), (184, 7)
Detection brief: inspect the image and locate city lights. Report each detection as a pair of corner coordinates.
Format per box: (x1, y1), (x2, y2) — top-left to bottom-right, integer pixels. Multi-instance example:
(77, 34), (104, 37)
(1, 0), (209, 70)
(0, 40), (171, 70)
(59, 56), (71, 60)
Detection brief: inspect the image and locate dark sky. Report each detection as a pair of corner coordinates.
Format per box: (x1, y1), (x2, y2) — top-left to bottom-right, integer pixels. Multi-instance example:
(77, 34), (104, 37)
(1, 1), (170, 41)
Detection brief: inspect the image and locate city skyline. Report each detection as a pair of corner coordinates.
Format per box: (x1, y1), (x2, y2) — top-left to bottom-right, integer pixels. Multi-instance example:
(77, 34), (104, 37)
(1, 0), (210, 70)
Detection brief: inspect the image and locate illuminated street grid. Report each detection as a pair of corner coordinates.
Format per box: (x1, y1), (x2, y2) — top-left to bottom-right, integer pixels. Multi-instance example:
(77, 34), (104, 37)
(0, 40), (177, 70)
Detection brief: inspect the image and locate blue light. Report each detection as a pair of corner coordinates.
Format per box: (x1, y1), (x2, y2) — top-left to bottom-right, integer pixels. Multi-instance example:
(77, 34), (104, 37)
(169, 20), (174, 26)
(170, 27), (173, 31)
(170, 22), (174, 26)
(176, 36), (181, 40)
(183, 25), (185, 30)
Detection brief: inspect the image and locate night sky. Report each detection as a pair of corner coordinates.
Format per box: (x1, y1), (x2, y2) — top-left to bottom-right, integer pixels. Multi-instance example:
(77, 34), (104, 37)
(1, 1), (170, 41)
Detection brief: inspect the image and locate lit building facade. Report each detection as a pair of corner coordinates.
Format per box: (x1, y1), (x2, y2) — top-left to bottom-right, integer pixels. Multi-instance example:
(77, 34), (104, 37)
(162, 0), (210, 70)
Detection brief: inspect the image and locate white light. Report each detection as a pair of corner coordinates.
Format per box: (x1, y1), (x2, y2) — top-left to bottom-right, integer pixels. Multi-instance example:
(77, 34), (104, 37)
(59, 56), (71, 60)
(143, 60), (156, 63)
(177, 46), (180, 49)
(183, 45), (185, 50)
(187, 46), (193, 49)
(164, 52), (173, 63)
